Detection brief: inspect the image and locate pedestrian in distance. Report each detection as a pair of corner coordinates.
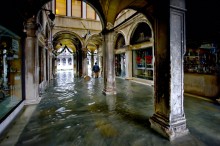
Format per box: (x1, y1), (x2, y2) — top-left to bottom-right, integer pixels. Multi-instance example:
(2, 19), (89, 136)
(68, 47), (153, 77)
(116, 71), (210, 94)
(92, 62), (100, 78)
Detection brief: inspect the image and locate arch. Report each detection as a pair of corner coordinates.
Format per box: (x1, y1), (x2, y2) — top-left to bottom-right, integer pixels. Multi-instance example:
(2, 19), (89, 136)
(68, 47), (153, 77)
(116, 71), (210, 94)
(52, 30), (83, 52)
(128, 18), (154, 45)
(114, 32), (126, 49)
(129, 21), (153, 45)
(86, 42), (97, 53)
(85, 33), (102, 47)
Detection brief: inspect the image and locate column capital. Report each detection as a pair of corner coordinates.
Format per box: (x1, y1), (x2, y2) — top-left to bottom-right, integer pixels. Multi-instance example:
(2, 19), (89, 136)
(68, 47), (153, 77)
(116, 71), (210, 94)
(124, 45), (132, 51)
(106, 22), (114, 30)
(170, 0), (186, 11)
(24, 16), (37, 37)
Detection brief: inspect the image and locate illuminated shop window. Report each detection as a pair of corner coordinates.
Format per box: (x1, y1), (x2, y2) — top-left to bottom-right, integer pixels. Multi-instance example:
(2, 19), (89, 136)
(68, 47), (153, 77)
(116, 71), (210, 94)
(132, 48), (153, 80)
(72, 0), (82, 17)
(56, 0), (67, 16)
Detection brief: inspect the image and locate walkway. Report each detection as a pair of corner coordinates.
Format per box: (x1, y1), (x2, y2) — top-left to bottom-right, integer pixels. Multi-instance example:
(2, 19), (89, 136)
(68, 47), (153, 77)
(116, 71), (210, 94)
(0, 71), (220, 146)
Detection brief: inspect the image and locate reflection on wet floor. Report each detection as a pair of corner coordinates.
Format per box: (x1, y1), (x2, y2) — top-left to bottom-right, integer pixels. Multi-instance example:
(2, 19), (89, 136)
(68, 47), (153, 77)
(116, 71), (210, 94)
(2, 70), (220, 146)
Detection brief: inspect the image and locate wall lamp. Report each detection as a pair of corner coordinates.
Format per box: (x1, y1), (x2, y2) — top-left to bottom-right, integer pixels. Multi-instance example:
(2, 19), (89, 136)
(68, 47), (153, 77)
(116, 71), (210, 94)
(42, 8), (55, 21)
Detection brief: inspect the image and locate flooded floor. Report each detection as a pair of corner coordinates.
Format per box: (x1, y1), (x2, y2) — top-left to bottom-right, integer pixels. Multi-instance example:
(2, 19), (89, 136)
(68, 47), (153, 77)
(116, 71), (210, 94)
(1, 71), (220, 146)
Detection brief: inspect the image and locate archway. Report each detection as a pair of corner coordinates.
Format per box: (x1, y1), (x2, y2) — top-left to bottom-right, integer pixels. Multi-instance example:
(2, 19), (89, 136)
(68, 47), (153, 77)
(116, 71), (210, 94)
(52, 31), (83, 76)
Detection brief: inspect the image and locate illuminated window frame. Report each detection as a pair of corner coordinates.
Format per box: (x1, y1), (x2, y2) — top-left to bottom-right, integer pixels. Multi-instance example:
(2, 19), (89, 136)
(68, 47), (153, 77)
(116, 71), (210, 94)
(55, 0), (67, 16)
(86, 4), (96, 20)
(71, 0), (82, 18)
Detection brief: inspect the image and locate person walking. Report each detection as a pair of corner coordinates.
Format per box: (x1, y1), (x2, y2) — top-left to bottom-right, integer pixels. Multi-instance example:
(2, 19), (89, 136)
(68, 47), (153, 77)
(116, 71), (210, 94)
(92, 62), (100, 78)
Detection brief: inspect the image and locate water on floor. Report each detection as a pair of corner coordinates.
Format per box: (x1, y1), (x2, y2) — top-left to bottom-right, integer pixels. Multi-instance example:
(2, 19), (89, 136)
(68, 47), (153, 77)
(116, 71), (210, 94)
(1, 70), (220, 146)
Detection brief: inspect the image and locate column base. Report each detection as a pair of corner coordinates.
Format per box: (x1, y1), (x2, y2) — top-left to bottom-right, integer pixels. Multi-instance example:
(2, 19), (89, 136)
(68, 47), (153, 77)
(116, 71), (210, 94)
(149, 113), (189, 141)
(25, 96), (42, 105)
(125, 77), (132, 80)
(102, 88), (116, 95)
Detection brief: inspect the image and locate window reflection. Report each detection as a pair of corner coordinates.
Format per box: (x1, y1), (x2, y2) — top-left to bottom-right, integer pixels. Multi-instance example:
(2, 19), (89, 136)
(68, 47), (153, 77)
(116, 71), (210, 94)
(0, 35), (23, 120)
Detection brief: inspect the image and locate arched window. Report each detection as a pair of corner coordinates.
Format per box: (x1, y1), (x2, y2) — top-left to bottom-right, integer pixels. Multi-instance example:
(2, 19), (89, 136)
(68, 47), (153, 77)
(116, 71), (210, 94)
(86, 4), (96, 19)
(115, 34), (125, 49)
(72, 0), (82, 17)
(62, 58), (66, 65)
(68, 58), (72, 65)
(55, 0), (67, 16)
(130, 22), (152, 45)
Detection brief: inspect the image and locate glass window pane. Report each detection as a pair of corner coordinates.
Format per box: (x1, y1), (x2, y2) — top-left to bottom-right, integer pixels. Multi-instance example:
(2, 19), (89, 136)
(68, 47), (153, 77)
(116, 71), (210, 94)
(132, 48), (153, 80)
(86, 4), (96, 19)
(72, 0), (82, 17)
(0, 36), (23, 120)
(56, 0), (67, 16)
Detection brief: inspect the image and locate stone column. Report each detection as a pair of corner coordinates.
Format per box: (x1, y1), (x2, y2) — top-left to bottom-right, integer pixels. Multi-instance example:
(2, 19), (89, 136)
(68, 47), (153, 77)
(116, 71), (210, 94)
(49, 53), (53, 80)
(149, 0), (189, 141)
(24, 17), (41, 104)
(98, 45), (103, 77)
(125, 45), (132, 80)
(82, 48), (88, 76)
(78, 49), (83, 77)
(102, 30), (116, 95)
(91, 52), (94, 69)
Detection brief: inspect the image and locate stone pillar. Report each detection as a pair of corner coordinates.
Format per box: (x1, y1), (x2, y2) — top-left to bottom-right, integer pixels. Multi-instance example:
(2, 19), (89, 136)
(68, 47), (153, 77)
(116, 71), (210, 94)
(82, 48), (88, 76)
(91, 52), (94, 69)
(72, 54), (75, 72)
(98, 45), (103, 77)
(149, 0), (189, 141)
(49, 53), (53, 80)
(102, 30), (116, 95)
(24, 17), (41, 104)
(78, 49), (83, 77)
(125, 45), (132, 80)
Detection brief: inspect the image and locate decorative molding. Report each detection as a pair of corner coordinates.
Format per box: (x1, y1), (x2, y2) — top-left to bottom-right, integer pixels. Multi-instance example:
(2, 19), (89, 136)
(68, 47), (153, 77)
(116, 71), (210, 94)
(106, 22), (114, 30)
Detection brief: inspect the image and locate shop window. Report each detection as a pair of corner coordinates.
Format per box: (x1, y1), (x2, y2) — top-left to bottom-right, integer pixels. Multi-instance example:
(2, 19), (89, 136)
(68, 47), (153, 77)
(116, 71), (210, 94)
(184, 43), (220, 74)
(55, 0), (67, 16)
(132, 47), (153, 80)
(72, 0), (82, 17)
(0, 34), (23, 120)
(86, 4), (96, 19)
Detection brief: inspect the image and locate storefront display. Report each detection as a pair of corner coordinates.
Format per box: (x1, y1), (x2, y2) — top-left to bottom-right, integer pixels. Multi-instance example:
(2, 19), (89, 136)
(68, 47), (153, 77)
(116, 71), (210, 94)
(184, 43), (220, 98)
(0, 29), (23, 120)
(132, 47), (153, 80)
(184, 44), (220, 74)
